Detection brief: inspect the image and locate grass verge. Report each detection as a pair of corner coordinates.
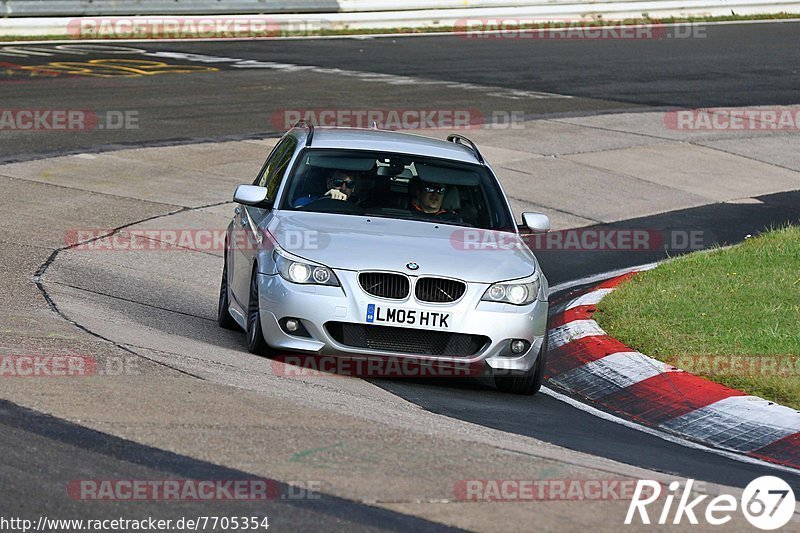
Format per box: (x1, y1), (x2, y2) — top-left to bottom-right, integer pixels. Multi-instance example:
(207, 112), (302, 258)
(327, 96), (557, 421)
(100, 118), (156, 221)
(595, 226), (800, 409)
(1, 13), (799, 42)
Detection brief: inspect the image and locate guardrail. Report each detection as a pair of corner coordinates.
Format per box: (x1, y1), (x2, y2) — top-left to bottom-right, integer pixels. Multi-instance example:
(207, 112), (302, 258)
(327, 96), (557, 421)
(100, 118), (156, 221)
(0, 1), (565, 17)
(3, 0), (797, 17)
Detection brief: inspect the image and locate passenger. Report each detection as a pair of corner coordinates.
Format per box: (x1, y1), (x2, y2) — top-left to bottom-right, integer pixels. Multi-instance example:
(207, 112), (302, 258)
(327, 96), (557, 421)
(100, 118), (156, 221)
(410, 180), (451, 216)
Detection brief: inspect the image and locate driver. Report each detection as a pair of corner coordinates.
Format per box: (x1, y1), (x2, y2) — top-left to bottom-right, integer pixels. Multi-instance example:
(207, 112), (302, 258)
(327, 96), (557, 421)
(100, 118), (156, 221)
(293, 170), (357, 207)
(324, 170), (357, 201)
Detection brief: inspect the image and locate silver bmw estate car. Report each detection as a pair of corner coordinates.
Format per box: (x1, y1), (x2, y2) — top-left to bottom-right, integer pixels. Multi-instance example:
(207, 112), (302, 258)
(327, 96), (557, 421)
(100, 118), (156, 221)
(218, 121), (551, 394)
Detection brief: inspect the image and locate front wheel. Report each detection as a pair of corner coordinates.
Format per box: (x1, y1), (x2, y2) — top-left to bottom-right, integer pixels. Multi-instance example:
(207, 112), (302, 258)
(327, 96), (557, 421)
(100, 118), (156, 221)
(246, 270), (272, 355)
(494, 334), (548, 395)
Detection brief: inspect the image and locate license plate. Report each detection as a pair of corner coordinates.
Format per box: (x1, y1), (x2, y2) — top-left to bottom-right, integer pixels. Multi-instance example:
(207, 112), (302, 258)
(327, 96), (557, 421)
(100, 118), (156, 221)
(365, 304), (451, 329)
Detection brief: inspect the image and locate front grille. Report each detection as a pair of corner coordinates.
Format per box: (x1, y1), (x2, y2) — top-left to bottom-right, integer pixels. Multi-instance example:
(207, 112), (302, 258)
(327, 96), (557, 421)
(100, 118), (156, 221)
(359, 272), (410, 299)
(415, 277), (466, 303)
(326, 322), (489, 357)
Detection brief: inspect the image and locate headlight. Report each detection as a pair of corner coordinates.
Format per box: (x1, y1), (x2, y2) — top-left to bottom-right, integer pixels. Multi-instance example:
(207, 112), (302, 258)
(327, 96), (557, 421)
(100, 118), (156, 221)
(274, 248), (339, 286)
(481, 272), (541, 306)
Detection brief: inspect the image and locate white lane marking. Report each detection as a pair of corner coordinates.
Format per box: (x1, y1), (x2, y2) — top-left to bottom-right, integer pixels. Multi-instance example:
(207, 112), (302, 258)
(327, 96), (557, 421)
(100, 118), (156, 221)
(541, 386), (800, 476)
(218, 53), (555, 100)
(565, 288), (615, 310)
(0, 44), (148, 58)
(550, 287), (618, 315)
(147, 50), (572, 99)
(660, 396), (800, 453)
(548, 319), (605, 349)
(548, 262), (660, 296)
(0, 46), (57, 57)
(551, 351), (679, 400)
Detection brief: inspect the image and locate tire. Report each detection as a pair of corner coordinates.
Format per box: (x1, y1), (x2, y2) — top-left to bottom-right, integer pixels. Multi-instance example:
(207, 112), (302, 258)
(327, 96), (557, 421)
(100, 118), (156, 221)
(494, 334), (548, 395)
(246, 268), (272, 355)
(217, 251), (240, 331)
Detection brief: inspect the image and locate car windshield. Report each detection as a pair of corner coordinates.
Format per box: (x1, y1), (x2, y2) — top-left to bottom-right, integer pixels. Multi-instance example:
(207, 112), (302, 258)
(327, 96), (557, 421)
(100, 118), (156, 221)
(280, 149), (515, 230)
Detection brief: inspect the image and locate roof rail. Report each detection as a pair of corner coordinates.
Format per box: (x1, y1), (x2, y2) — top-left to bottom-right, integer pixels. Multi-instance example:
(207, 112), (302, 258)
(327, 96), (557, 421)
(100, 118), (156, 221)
(446, 134), (484, 164)
(293, 120), (315, 147)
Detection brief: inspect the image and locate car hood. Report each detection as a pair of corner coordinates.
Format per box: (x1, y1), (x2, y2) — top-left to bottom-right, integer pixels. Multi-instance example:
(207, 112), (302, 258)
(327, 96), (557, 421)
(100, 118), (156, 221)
(266, 211), (538, 283)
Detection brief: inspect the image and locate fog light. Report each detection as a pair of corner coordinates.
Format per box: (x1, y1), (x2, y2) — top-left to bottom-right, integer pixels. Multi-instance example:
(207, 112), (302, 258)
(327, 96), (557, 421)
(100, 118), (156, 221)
(279, 317), (311, 338)
(510, 339), (528, 354)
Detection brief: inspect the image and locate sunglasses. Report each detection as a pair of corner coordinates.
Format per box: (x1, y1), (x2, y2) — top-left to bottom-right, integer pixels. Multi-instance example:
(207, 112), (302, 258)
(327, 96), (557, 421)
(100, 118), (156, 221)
(423, 186), (447, 194)
(332, 178), (355, 188)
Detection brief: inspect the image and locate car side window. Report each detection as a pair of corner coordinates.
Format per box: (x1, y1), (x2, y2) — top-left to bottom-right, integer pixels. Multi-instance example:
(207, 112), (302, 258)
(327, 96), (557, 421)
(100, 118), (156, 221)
(254, 137), (297, 203)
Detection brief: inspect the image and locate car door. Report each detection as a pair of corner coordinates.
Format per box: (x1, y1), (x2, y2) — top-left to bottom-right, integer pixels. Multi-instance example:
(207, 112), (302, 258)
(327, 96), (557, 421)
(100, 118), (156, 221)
(230, 136), (297, 308)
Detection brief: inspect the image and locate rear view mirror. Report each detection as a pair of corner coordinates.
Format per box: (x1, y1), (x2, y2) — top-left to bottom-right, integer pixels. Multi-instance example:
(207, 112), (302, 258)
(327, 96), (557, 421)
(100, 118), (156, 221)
(522, 212), (550, 233)
(233, 185), (269, 206)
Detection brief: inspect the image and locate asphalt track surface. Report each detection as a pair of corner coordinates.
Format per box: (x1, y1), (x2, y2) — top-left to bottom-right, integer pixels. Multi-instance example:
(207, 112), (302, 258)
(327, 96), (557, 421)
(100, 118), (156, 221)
(0, 401), (457, 531)
(1, 20), (799, 161)
(2, 21), (800, 527)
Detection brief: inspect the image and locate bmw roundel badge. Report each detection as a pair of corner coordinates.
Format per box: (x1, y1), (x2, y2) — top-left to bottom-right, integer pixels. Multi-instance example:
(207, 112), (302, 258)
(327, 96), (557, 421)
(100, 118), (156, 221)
(406, 262), (419, 271)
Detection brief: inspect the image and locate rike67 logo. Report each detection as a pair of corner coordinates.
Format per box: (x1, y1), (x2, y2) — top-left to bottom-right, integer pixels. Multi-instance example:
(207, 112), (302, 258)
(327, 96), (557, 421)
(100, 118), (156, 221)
(626, 477), (796, 530)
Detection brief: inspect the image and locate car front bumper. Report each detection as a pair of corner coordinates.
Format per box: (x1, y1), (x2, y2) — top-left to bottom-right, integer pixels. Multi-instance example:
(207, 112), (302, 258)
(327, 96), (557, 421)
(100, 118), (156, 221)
(257, 270), (548, 373)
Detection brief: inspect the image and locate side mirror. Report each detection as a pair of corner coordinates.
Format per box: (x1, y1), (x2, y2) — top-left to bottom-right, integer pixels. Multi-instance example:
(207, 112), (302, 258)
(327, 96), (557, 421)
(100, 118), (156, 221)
(522, 212), (550, 233)
(233, 184), (270, 207)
